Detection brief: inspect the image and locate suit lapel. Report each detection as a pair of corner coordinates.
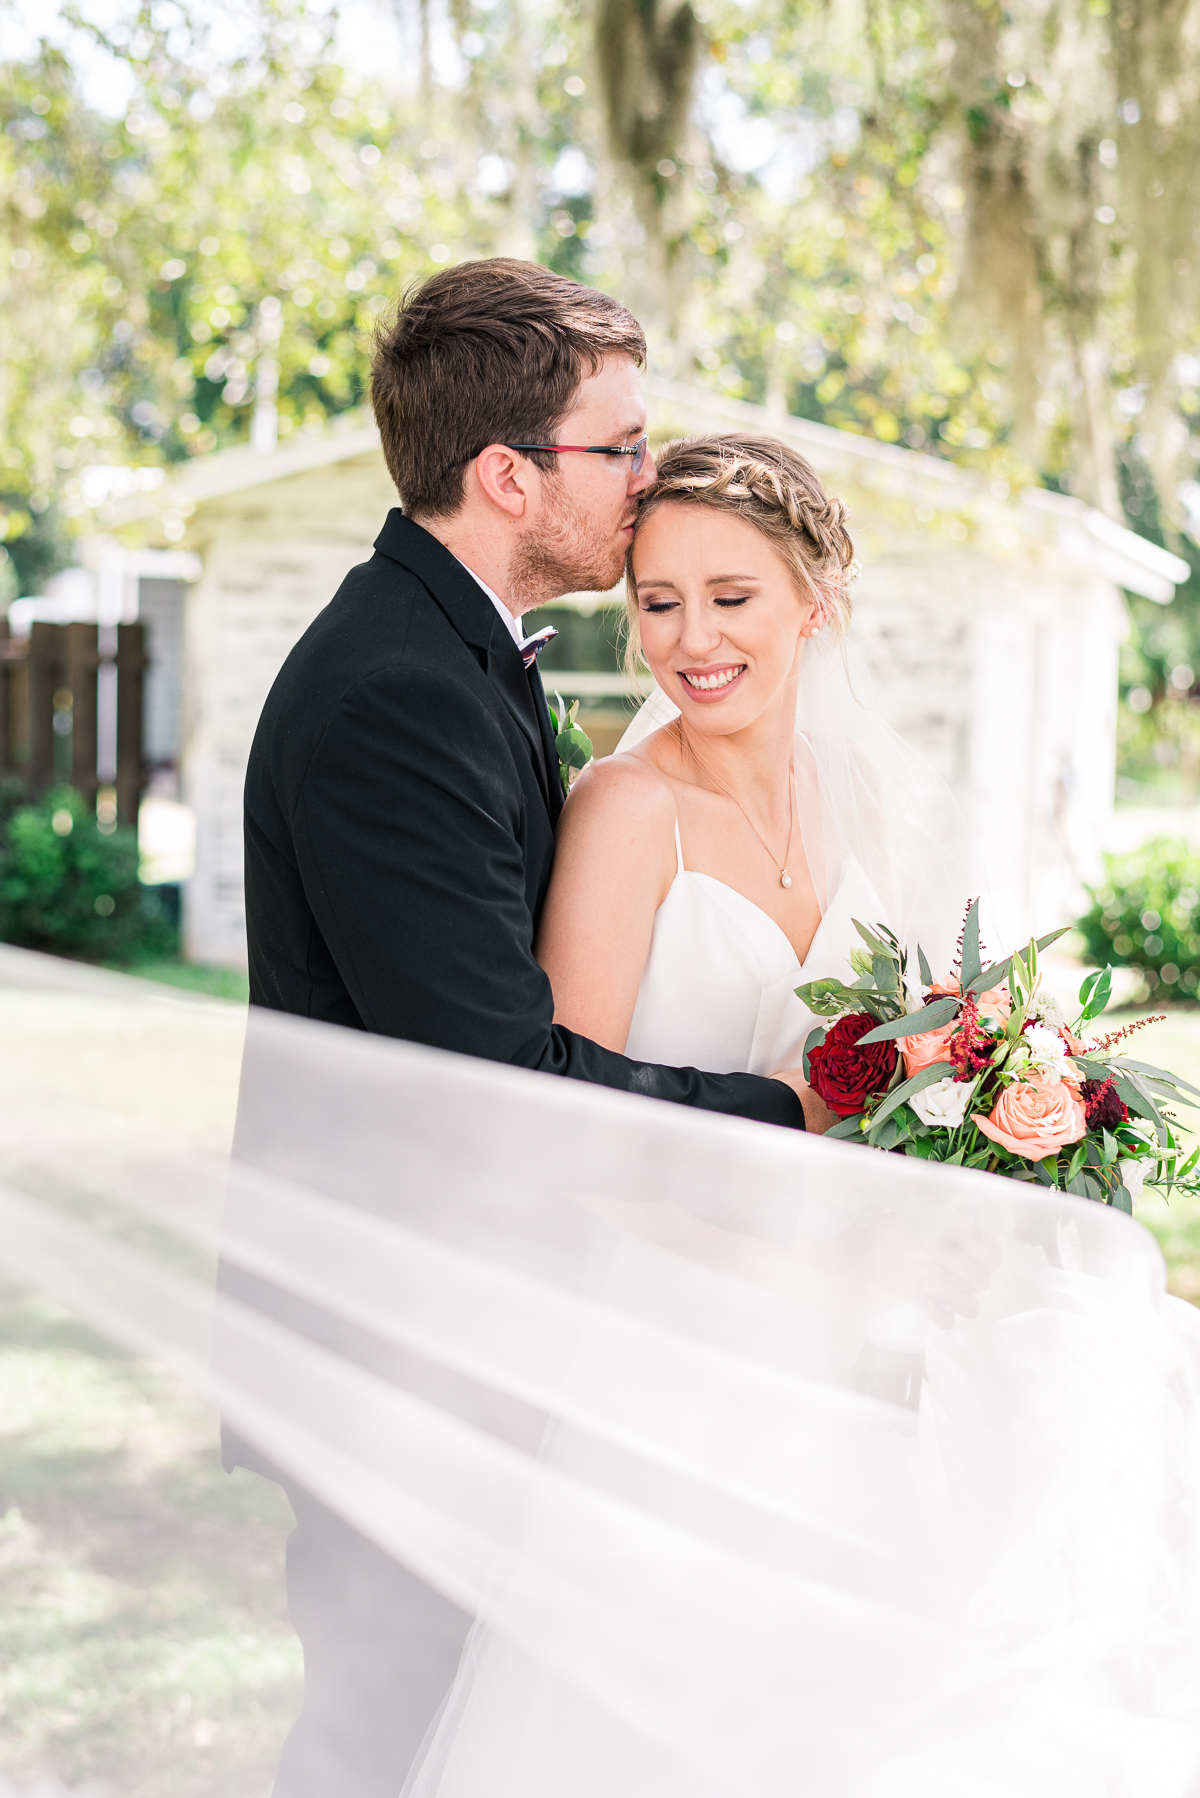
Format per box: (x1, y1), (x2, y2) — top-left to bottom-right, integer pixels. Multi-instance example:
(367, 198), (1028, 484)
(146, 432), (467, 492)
(484, 612), (553, 808)
(374, 510), (555, 821)
(527, 660), (564, 826)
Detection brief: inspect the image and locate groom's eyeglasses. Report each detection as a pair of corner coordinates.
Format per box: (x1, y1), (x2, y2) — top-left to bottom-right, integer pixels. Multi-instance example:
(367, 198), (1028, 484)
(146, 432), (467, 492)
(506, 434), (650, 477)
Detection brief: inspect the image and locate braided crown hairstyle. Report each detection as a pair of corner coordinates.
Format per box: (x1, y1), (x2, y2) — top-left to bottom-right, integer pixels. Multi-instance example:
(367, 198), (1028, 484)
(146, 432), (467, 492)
(623, 432), (856, 675)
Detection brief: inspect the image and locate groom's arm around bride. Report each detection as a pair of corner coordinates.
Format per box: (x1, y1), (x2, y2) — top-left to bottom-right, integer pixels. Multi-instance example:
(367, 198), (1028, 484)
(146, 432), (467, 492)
(245, 258), (807, 1130)
(239, 258), (806, 1798)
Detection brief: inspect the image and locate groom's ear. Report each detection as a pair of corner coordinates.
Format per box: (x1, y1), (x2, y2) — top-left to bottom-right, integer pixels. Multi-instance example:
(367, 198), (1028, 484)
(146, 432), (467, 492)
(471, 444), (537, 520)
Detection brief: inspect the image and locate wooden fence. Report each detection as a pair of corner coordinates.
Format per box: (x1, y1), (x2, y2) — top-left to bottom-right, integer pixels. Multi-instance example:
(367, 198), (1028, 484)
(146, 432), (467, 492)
(0, 619), (146, 825)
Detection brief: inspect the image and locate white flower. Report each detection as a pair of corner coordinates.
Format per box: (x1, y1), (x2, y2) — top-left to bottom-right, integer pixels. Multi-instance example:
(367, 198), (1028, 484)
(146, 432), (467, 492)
(1121, 1158), (1152, 1202)
(904, 989), (928, 1015)
(1009, 1022), (1071, 1085)
(1030, 989), (1068, 1031)
(911, 1074), (977, 1129)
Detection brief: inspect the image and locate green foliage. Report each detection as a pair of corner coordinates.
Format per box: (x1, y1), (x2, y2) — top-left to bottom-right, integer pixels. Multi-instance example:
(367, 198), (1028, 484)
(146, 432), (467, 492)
(548, 693), (594, 797)
(0, 785), (176, 962)
(1078, 839), (1200, 1001)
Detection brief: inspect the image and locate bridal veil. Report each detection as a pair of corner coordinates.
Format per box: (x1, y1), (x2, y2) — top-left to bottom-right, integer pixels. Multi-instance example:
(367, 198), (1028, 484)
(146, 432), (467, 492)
(6, 948), (1200, 1796)
(615, 626), (996, 978)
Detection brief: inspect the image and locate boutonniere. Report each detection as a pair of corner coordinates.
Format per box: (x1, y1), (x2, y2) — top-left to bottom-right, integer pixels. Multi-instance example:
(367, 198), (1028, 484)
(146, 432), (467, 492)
(549, 692), (593, 799)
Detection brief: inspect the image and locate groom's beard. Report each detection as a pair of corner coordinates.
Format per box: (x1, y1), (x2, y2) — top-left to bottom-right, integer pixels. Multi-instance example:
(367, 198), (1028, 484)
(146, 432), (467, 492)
(511, 481), (633, 607)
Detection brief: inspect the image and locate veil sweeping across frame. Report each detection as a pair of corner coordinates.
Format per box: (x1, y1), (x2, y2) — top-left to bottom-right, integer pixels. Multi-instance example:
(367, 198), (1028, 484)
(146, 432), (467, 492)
(4, 944), (1200, 1794)
(614, 627), (1001, 977)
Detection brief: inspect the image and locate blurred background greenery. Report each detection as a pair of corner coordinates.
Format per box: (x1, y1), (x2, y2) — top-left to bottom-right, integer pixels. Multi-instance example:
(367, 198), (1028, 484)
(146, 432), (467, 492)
(4, 0), (1200, 971)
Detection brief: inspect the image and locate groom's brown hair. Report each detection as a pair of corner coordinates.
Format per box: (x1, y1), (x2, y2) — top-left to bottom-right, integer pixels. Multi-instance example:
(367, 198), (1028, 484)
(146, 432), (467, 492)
(371, 258), (646, 520)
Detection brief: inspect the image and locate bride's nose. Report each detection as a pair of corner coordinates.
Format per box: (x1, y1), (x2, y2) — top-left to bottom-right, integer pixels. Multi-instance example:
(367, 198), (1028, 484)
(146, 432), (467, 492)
(678, 598), (725, 659)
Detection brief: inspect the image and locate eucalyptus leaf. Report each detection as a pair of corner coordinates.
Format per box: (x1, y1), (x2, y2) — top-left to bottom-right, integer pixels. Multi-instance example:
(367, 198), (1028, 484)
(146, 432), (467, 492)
(1113, 1074), (1168, 1146)
(825, 1113), (867, 1141)
(1111, 1184), (1133, 1215)
(802, 1024), (826, 1082)
(960, 898), (982, 989)
(1069, 1057), (1111, 1082)
(874, 1115), (903, 1151)
(857, 997), (958, 1044)
(853, 920), (895, 960)
(917, 943), (933, 987)
(867, 1061), (957, 1137)
(1114, 1059), (1200, 1103)
(871, 953), (898, 993)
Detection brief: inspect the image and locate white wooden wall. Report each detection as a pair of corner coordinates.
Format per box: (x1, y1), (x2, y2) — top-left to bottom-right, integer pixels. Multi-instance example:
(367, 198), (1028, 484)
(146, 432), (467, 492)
(183, 452), (397, 966)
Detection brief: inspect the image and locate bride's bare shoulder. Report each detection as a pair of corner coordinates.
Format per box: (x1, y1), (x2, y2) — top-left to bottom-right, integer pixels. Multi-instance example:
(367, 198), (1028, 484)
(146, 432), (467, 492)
(559, 744), (677, 845)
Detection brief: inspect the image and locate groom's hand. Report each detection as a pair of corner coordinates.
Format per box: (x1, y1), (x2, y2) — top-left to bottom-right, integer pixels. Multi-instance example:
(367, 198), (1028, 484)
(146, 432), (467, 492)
(771, 1069), (838, 1135)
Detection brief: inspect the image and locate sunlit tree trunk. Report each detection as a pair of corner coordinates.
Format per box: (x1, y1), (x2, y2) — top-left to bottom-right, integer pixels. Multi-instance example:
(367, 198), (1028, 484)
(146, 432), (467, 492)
(594, 0), (699, 352)
(1115, 0), (1200, 535)
(943, 0), (1045, 471)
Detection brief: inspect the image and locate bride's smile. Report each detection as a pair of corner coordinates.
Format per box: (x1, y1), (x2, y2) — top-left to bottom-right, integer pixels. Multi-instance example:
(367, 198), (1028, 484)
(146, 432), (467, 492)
(679, 662), (747, 695)
(535, 432), (859, 1133)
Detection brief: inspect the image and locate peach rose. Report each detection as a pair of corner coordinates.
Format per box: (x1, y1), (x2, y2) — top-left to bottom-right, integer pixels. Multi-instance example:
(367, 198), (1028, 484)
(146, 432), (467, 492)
(973, 1079), (1086, 1161)
(928, 979), (1010, 1023)
(976, 985), (1011, 1024)
(901, 1022), (956, 1078)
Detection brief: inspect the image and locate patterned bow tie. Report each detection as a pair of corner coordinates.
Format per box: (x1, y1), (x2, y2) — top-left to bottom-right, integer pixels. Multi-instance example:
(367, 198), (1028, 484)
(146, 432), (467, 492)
(520, 625), (559, 670)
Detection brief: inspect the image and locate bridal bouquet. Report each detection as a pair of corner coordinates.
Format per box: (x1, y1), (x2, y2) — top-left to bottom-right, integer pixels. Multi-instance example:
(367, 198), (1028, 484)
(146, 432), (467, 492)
(797, 902), (1200, 1209)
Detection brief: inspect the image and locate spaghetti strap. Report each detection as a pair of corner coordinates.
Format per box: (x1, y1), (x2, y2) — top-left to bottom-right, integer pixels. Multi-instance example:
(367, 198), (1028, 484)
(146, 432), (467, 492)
(673, 815), (685, 876)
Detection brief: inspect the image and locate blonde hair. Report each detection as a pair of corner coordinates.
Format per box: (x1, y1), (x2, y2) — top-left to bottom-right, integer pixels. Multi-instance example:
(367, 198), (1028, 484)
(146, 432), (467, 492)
(622, 432), (856, 677)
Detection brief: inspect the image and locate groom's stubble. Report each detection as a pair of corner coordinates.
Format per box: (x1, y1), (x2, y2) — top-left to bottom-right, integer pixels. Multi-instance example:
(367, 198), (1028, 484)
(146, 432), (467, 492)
(510, 473), (635, 609)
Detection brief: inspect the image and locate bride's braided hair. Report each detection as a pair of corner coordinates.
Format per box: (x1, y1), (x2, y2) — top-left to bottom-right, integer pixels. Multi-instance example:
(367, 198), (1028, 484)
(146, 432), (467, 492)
(622, 432), (856, 675)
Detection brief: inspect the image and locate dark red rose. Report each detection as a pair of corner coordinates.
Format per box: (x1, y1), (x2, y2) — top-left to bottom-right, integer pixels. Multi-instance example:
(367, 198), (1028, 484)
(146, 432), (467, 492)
(1082, 1077), (1128, 1130)
(808, 1013), (899, 1117)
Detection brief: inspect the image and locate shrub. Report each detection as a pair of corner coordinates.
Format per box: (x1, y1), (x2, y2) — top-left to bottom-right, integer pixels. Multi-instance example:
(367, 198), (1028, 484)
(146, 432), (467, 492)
(1076, 837), (1200, 1001)
(0, 784), (177, 963)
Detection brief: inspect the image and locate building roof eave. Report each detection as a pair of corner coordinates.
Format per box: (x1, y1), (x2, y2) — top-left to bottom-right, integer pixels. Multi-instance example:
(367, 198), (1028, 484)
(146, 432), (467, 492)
(95, 383), (1190, 603)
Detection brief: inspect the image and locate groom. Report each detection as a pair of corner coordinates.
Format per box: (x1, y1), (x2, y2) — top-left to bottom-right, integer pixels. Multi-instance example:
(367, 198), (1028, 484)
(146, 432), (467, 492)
(240, 258), (810, 1797)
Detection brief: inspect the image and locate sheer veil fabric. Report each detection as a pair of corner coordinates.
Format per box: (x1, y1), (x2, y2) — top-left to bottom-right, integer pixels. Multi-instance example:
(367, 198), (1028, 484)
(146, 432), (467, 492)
(615, 626), (1000, 975)
(5, 957), (1200, 1793)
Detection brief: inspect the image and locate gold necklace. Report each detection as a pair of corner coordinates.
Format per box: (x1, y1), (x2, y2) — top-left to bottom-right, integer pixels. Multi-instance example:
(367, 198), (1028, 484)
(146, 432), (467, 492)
(675, 722), (797, 890)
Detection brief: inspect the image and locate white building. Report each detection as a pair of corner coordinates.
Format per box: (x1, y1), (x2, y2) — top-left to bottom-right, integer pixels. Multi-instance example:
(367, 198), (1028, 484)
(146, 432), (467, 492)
(99, 381), (1189, 969)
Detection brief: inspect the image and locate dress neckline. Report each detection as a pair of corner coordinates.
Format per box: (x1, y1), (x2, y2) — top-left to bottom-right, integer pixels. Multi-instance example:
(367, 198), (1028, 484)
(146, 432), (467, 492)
(669, 816), (832, 972)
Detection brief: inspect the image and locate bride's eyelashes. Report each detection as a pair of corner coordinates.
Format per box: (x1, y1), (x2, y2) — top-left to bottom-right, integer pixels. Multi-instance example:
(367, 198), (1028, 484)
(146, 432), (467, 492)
(639, 594), (751, 614)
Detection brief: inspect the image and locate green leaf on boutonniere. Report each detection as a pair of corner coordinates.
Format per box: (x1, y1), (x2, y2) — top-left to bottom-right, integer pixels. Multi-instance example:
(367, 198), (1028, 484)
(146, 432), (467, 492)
(550, 692), (593, 799)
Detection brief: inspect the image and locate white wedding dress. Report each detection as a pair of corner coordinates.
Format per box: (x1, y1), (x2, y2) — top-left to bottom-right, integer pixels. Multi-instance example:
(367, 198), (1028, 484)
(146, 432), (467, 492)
(625, 820), (882, 1076)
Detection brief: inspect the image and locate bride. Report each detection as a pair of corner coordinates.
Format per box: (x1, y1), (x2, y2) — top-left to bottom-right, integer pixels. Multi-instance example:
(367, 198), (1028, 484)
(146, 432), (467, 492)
(539, 429), (965, 1111)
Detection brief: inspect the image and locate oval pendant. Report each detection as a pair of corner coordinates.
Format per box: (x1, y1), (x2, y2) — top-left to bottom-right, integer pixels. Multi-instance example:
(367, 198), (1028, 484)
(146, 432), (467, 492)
(781, 872), (792, 889)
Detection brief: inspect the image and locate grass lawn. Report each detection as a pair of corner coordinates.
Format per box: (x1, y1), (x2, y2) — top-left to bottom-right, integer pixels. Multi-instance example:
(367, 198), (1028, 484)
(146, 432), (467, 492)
(0, 1288), (300, 1798)
(0, 973), (297, 1796)
(106, 959), (251, 1005)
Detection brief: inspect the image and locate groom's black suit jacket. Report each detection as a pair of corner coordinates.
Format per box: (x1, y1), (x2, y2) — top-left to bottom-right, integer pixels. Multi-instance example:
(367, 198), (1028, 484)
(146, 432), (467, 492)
(243, 509), (804, 1129)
